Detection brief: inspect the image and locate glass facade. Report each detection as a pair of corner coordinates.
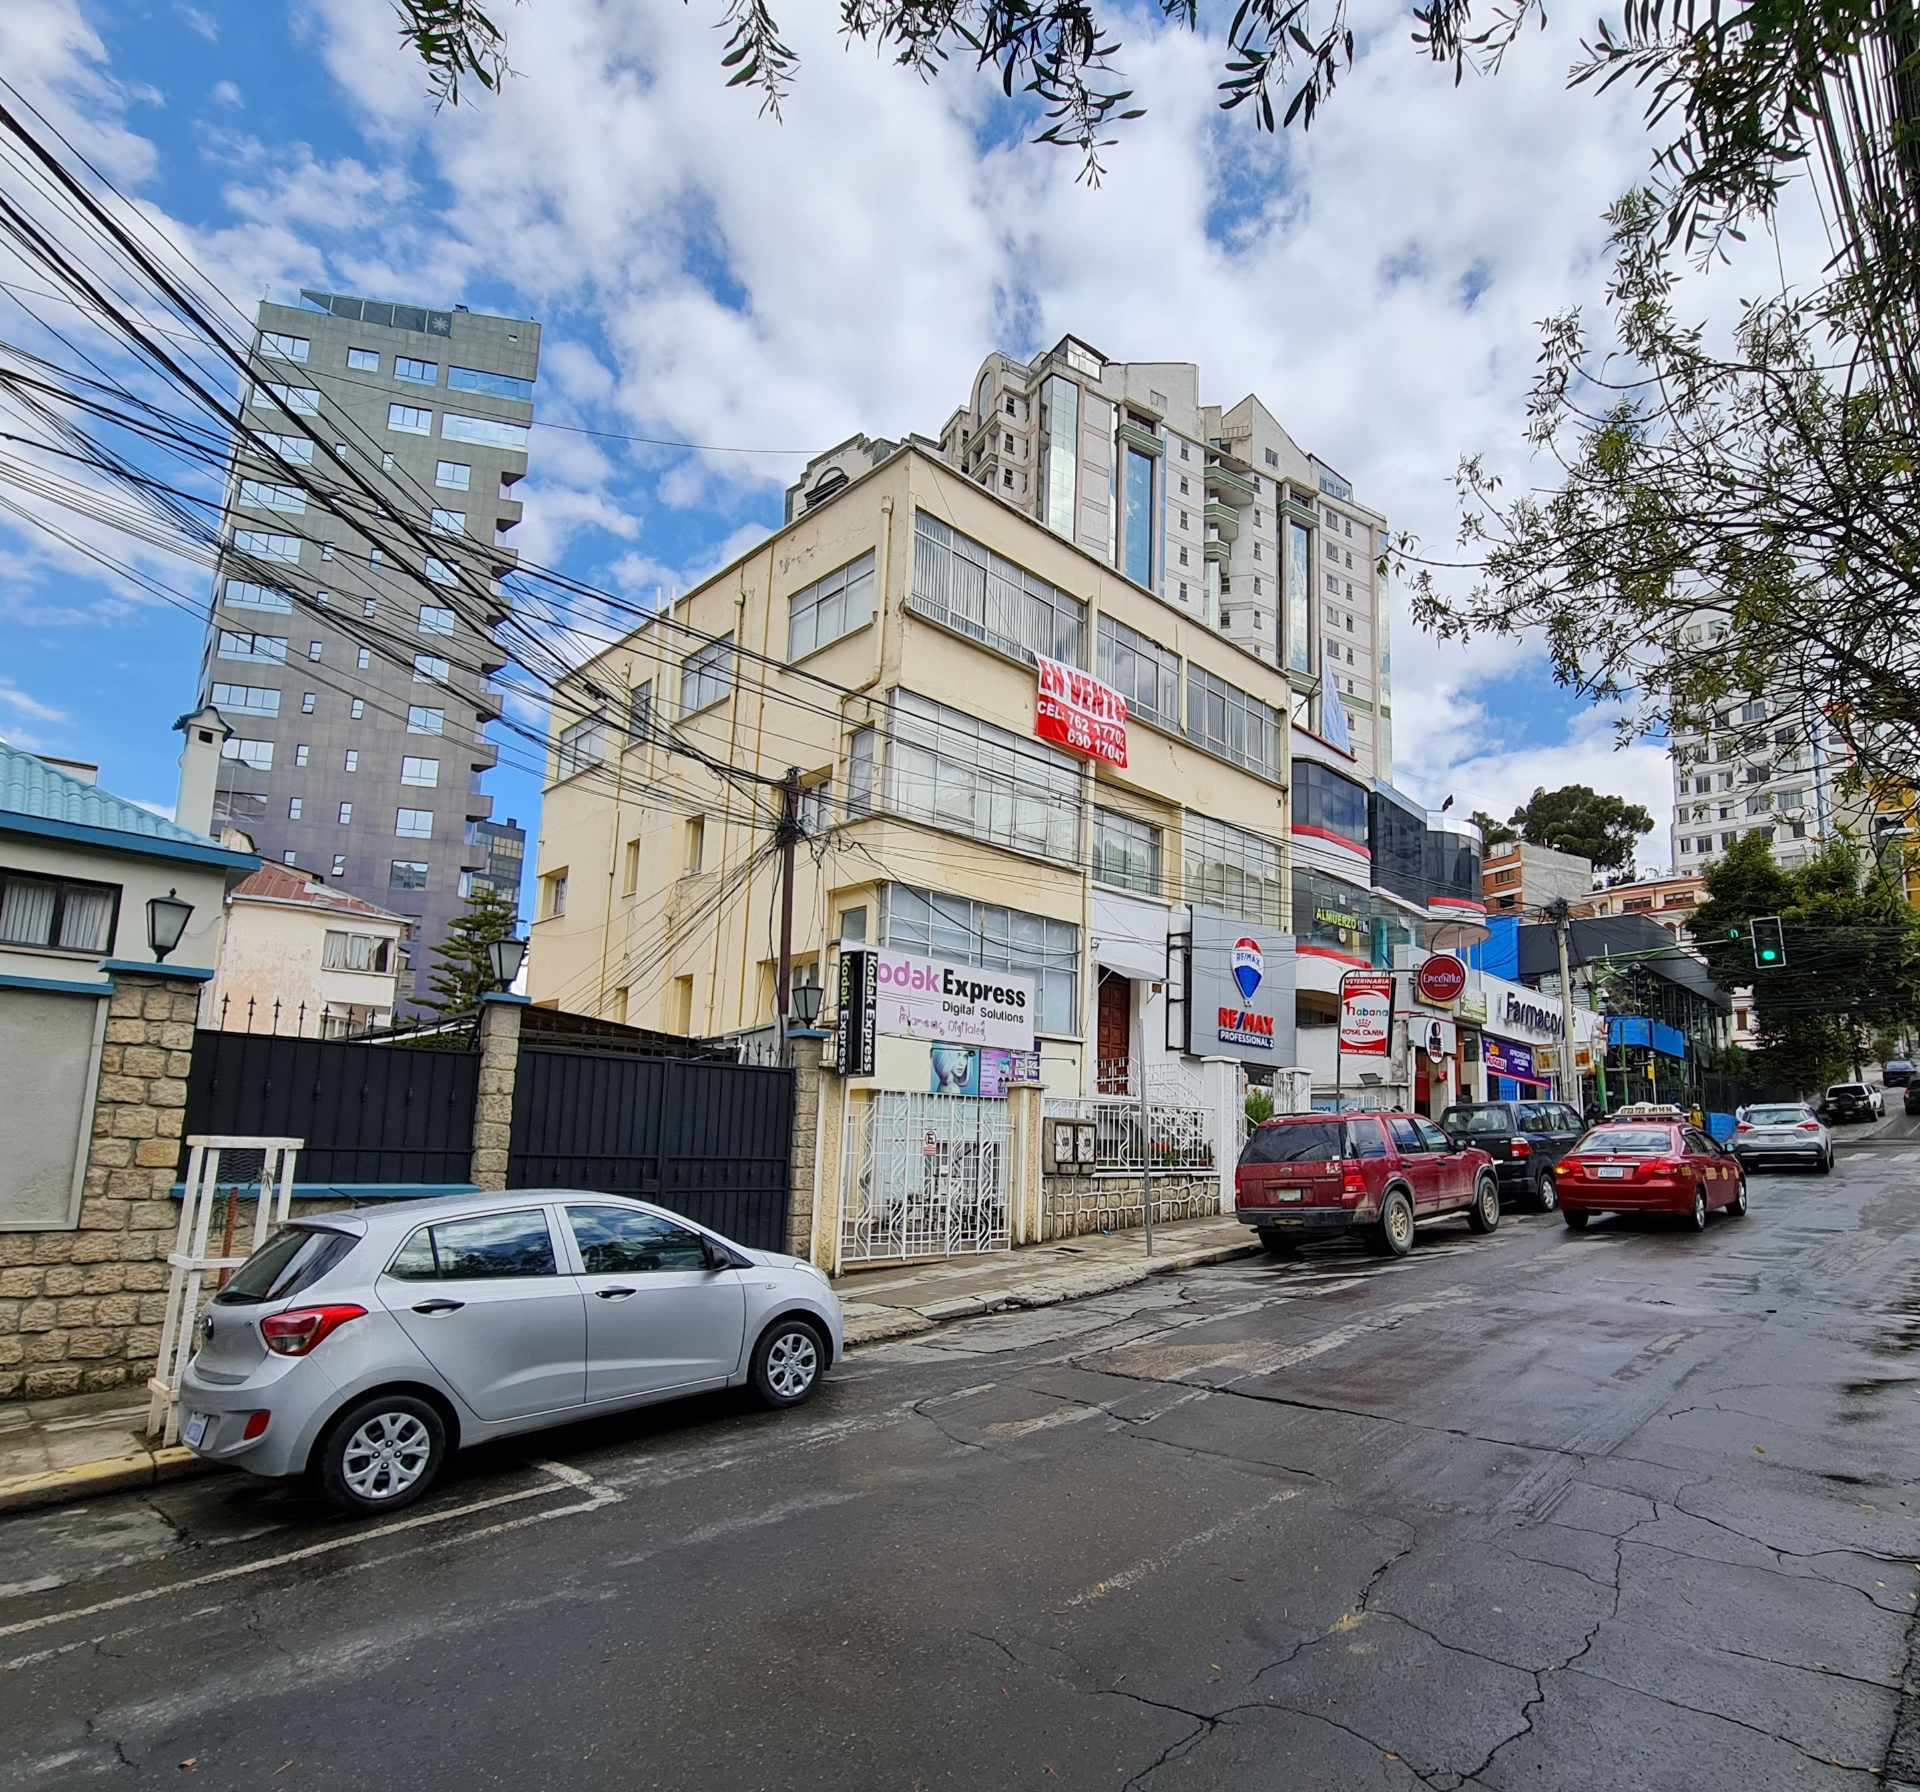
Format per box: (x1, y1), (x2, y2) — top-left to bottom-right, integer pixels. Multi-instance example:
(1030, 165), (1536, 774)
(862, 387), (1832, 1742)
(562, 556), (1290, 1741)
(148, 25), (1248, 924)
(910, 512), (1085, 668)
(1122, 444), (1154, 587)
(1286, 519), (1312, 675)
(883, 885), (1079, 1036)
(1183, 813), (1285, 926)
(1041, 375), (1078, 538)
(1293, 867), (1371, 960)
(1095, 617), (1179, 731)
(1424, 826), (1483, 906)
(787, 551), (875, 660)
(1369, 785), (1427, 906)
(1093, 808), (1162, 896)
(1294, 759), (1370, 849)
(1186, 666), (1279, 778)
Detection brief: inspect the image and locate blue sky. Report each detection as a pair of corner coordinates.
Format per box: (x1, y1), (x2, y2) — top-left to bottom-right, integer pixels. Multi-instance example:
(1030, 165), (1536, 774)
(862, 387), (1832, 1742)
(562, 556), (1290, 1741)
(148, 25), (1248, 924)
(2, 0), (1827, 883)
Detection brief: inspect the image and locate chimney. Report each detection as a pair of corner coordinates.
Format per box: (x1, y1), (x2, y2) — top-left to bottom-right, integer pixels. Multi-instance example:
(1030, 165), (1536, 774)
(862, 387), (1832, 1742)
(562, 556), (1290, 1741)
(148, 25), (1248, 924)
(173, 703), (233, 838)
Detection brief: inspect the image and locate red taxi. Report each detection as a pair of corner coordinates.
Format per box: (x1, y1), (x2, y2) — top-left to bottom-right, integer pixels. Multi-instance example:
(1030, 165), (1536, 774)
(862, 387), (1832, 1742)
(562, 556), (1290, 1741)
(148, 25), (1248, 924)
(1556, 1120), (1749, 1232)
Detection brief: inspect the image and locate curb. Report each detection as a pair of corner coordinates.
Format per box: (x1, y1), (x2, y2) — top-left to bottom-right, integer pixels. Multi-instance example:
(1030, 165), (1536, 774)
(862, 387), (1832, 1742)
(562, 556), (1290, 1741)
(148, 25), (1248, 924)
(0, 1444), (211, 1519)
(842, 1238), (1258, 1349)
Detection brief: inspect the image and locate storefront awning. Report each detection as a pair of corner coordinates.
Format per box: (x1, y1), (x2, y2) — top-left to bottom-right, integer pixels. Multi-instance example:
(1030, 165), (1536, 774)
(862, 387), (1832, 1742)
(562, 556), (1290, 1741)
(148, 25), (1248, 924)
(1091, 890), (1169, 981)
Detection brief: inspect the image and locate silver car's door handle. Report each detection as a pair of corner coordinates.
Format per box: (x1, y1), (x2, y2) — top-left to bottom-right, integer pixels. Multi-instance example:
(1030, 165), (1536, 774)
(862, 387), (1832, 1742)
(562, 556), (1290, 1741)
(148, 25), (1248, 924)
(593, 1286), (638, 1300)
(412, 1298), (464, 1315)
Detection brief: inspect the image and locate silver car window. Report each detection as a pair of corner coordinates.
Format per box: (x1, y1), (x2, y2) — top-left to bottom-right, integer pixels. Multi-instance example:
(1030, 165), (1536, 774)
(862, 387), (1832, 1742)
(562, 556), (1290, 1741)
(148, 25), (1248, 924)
(566, 1206), (710, 1275)
(387, 1210), (558, 1280)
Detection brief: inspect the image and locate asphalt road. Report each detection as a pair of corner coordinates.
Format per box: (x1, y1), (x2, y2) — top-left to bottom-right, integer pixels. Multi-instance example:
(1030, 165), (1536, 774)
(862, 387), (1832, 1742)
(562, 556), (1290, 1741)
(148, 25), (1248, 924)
(5, 1152), (1919, 1792)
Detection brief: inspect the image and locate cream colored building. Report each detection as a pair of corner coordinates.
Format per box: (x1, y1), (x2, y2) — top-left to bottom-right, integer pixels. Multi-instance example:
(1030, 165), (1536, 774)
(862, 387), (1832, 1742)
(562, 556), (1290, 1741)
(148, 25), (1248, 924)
(201, 862), (409, 1035)
(530, 444), (1319, 1100)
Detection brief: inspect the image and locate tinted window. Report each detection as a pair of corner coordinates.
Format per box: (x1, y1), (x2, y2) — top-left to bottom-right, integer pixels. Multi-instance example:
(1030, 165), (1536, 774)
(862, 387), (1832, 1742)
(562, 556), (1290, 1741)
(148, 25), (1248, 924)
(1440, 1106), (1514, 1137)
(1413, 1117), (1452, 1152)
(388, 1210), (557, 1280)
(1388, 1117), (1425, 1153)
(1344, 1118), (1389, 1159)
(1829, 1085), (1868, 1097)
(1580, 1127), (1674, 1155)
(1747, 1105), (1808, 1125)
(1517, 1103), (1557, 1134)
(1240, 1121), (1344, 1165)
(567, 1206), (710, 1274)
(216, 1226), (356, 1305)
(1554, 1107), (1584, 1133)
(1683, 1128), (1716, 1155)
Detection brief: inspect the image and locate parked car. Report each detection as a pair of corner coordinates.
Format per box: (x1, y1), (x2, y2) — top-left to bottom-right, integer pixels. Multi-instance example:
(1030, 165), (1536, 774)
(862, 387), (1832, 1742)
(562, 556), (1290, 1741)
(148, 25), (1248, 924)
(1906, 1083), (1920, 1117)
(1882, 1059), (1914, 1088)
(180, 1193), (845, 1516)
(1436, 1098), (1584, 1211)
(1236, 1111), (1501, 1258)
(1730, 1103), (1832, 1174)
(1821, 1082), (1883, 1123)
(1556, 1121), (1748, 1232)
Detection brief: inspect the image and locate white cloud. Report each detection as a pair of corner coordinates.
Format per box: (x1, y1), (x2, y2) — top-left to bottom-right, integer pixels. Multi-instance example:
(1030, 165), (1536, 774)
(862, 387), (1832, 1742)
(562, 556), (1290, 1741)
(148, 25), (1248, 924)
(0, 680), (69, 724)
(177, 4), (218, 42)
(211, 79), (243, 109)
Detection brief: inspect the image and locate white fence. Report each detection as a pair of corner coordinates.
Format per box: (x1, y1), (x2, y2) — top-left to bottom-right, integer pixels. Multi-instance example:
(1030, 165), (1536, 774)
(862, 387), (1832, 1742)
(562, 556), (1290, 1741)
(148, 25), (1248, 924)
(1046, 1093), (1216, 1173)
(842, 1091), (1010, 1264)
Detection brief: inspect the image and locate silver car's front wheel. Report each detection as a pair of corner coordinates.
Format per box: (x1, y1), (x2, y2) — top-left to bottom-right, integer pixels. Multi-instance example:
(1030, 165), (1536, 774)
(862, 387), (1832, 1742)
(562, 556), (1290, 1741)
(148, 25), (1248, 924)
(751, 1320), (825, 1409)
(318, 1392), (447, 1516)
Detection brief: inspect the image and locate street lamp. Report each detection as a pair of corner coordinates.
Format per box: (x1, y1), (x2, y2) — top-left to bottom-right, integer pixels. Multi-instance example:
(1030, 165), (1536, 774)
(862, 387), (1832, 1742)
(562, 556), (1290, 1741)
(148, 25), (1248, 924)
(791, 980), (824, 1027)
(486, 934), (527, 991)
(146, 889), (193, 964)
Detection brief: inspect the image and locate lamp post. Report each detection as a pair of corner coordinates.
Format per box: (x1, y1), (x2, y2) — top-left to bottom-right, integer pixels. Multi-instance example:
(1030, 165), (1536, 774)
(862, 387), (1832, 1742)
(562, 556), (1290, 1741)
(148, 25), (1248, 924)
(791, 980), (824, 1028)
(146, 889), (193, 964)
(486, 934), (527, 992)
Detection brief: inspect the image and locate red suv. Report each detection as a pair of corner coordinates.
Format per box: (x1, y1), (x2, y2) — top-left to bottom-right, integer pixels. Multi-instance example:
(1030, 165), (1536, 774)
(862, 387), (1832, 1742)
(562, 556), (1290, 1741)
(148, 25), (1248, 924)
(1235, 1111), (1502, 1257)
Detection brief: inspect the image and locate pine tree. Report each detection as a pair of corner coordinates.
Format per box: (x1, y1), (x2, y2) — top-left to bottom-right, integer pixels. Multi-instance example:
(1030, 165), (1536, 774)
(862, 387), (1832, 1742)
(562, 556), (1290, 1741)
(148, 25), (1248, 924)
(426, 885), (521, 1020)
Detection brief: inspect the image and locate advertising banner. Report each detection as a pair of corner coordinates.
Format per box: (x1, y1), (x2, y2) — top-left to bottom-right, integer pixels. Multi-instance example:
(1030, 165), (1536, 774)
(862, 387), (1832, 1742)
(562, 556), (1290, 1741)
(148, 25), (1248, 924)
(1414, 954), (1467, 1006)
(872, 947), (1035, 1052)
(927, 1045), (1040, 1098)
(1338, 969), (1394, 1056)
(1189, 907), (1296, 1066)
(1483, 1036), (1541, 1082)
(1034, 654), (1128, 768)
(835, 949), (877, 1076)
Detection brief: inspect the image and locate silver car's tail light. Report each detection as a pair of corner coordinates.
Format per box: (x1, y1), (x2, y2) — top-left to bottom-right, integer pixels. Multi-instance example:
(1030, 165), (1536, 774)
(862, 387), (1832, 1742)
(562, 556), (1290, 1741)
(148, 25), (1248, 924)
(260, 1304), (368, 1357)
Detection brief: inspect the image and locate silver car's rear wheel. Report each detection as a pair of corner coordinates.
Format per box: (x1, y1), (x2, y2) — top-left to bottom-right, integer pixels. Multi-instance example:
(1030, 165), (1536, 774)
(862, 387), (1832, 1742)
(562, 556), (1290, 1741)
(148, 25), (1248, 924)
(751, 1319), (825, 1408)
(317, 1392), (447, 1516)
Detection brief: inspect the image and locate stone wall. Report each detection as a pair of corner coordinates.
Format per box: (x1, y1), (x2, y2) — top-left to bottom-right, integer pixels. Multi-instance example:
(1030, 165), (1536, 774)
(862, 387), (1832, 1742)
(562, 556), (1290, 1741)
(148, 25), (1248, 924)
(1041, 1172), (1219, 1243)
(786, 1035), (823, 1261)
(0, 971), (200, 1400)
(470, 995), (522, 1192)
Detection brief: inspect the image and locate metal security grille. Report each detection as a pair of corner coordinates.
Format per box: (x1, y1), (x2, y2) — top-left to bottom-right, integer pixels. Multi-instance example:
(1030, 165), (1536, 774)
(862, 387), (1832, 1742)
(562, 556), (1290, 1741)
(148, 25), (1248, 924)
(844, 1093), (1010, 1263)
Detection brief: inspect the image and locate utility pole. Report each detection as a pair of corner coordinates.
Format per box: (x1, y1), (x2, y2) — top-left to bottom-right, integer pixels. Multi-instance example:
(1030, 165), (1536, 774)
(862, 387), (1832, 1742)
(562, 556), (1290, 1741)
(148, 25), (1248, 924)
(1136, 1069), (1154, 1257)
(775, 766), (802, 1065)
(1545, 898), (1581, 1112)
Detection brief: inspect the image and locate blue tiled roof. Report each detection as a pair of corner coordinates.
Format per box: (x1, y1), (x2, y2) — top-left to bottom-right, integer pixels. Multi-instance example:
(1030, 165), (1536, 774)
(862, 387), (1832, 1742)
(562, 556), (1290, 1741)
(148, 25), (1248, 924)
(0, 739), (257, 871)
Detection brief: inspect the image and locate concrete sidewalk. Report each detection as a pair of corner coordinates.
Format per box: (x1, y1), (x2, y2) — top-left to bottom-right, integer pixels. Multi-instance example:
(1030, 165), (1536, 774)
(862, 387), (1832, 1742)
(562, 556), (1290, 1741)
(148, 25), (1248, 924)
(0, 1214), (1257, 1516)
(833, 1212), (1254, 1344)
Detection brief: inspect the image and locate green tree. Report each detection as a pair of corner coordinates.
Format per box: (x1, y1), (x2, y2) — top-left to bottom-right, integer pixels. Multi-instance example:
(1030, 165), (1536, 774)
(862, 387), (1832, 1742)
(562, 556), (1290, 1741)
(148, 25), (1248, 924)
(1507, 785), (1655, 872)
(1471, 809), (1518, 849)
(425, 885), (522, 1021)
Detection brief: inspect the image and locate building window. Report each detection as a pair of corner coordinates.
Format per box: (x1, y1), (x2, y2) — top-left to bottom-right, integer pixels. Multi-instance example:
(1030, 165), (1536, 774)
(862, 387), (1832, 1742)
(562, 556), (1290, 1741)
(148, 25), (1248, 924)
(401, 756), (440, 787)
(1294, 761), (1370, 849)
(210, 681), (281, 716)
(1178, 545), (1189, 567)
(1093, 808), (1162, 896)
(909, 511), (1085, 667)
(0, 869), (118, 955)
(1096, 616), (1179, 731)
(436, 461), (471, 490)
(307, 640), (324, 661)
(556, 713), (605, 781)
(223, 579), (292, 613)
(391, 860), (429, 891)
(395, 356), (438, 385)
(249, 432), (315, 466)
(238, 479), (306, 514)
(295, 744), (310, 767)
(1040, 374), (1078, 537)
(253, 382), (320, 414)
(396, 807), (434, 839)
(288, 797), (303, 819)
(442, 413), (530, 451)
(320, 543), (334, 561)
(787, 551), (875, 660)
(323, 930), (390, 972)
(1184, 812), (1285, 926)
(1185, 665), (1279, 777)
(331, 854), (347, 877)
(220, 737), (275, 771)
(413, 653), (450, 684)
(343, 750), (359, 772)
(260, 331), (310, 362)
(346, 347), (380, 372)
(407, 706), (445, 734)
(429, 509), (467, 536)
(388, 402), (434, 435)
(684, 816), (705, 873)
(448, 365), (534, 401)
(382, 452), (396, 471)
(301, 692), (316, 714)
(418, 605), (456, 635)
(886, 690), (1082, 866)
(424, 556), (456, 586)
(680, 634), (735, 716)
(1264, 447), (1279, 468)
(1122, 444), (1155, 587)
(884, 886), (1079, 1037)
(543, 868), (568, 917)
(350, 698), (365, 719)
(338, 802), (354, 824)
(355, 647), (372, 670)
(232, 529), (301, 562)
(627, 681), (653, 739)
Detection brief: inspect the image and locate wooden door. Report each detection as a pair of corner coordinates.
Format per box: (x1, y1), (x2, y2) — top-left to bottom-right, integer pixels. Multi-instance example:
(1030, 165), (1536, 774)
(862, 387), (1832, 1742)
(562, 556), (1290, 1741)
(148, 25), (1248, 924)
(1097, 972), (1131, 1092)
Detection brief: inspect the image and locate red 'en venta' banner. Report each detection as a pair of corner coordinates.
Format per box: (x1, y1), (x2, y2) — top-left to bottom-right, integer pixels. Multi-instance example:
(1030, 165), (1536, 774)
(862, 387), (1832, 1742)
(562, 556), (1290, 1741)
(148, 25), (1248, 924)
(1034, 653), (1128, 767)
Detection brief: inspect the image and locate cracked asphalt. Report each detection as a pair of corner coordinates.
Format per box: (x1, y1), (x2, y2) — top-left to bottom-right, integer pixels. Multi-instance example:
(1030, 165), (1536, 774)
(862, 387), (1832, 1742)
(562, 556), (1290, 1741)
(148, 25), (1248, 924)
(4, 1147), (1919, 1791)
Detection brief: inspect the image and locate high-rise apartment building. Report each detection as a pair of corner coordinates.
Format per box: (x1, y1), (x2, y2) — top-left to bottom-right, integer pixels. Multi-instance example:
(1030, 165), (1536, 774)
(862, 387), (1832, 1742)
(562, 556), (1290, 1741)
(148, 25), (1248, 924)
(1666, 621), (1841, 876)
(195, 289), (539, 1002)
(787, 335), (1395, 783)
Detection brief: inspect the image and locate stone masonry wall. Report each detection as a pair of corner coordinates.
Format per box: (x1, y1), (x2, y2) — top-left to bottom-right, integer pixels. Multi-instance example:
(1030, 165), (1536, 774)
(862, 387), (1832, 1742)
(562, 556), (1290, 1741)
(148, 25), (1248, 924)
(785, 1037), (822, 1261)
(1042, 1173), (1219, 1243)
(0, 973), (200, 1400)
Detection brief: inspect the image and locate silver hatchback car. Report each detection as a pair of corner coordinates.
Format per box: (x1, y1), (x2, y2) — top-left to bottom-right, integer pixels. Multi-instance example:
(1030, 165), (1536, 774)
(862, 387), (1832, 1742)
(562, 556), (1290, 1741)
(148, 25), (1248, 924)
(180, 1191), (845, 1515)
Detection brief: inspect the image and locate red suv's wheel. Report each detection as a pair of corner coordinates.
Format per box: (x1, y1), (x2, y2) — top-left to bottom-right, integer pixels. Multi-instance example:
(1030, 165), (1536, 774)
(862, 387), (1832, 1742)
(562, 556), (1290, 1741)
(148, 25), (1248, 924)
(1375, 1188), (1415, 1257)
(1466, 1174), (1501, 1235)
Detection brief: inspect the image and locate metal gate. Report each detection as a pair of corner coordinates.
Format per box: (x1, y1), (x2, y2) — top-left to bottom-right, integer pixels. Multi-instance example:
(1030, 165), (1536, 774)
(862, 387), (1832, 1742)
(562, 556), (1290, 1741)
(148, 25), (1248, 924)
(843, 1092), (1010, 1263)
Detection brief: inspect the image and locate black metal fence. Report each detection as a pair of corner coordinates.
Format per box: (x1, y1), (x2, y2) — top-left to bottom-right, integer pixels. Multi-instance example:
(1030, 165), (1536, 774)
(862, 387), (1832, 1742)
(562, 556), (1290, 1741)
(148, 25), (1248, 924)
(507, 1047), (795, 1250)
(183, 1029), (480, 1185)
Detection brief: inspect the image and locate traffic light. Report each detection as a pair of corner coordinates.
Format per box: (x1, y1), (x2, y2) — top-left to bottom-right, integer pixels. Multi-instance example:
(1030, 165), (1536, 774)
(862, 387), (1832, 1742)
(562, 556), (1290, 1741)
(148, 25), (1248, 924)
(1725, 923), (1744, 943)
(1751, 915), (1786, 968)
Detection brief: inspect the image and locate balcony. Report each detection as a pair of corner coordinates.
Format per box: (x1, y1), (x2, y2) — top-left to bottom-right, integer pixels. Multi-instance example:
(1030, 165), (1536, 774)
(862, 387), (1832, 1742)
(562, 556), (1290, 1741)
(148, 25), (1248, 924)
(1115, 420), (1163, 459)
(469, 740), (500, 772)
(466, 792), (493, 822)
(1203, 500), (1239, 541)
(1204, 461), (1256, 506)
(495, 497), (524, 532)
(1203, 537), (1229, 563)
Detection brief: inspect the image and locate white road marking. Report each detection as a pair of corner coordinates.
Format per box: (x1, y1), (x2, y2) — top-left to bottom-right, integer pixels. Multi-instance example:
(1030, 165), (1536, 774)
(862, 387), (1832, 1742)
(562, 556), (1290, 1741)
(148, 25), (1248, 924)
(1067, 1488), (1303, 1606)
(0, 1459), (617, 1647)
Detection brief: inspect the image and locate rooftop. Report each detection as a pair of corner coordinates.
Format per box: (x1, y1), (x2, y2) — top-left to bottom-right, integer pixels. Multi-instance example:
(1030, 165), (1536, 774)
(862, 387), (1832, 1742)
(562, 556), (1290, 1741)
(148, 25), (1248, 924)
(0, 740), (257, 871)
(230, 862), (408, 922)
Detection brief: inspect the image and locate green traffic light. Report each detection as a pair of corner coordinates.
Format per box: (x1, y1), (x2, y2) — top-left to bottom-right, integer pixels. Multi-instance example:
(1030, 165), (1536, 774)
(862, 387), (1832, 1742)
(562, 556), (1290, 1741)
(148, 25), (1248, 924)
(1760, 947), (1778, 962)
(1726, 926), (1742, 940)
